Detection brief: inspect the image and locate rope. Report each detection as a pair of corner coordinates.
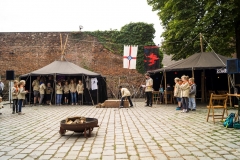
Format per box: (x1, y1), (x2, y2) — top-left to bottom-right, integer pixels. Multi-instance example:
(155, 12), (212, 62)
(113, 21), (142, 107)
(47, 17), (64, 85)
(172, 33), (200, 59)
(202, 35), (226, 66)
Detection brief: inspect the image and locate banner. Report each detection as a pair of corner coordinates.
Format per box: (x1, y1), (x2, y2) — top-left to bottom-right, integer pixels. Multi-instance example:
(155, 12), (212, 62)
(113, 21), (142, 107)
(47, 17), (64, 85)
(123, 45), (138, 69)
(144, 46), (160, 71)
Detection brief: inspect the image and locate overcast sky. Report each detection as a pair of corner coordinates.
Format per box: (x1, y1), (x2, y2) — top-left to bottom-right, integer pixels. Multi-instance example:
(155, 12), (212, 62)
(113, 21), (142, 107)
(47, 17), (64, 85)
(0, 0), (163, 44)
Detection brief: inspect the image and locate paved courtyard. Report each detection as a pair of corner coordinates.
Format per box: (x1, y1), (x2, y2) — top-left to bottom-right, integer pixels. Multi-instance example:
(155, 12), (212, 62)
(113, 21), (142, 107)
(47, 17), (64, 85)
(0, 100), (240, 160)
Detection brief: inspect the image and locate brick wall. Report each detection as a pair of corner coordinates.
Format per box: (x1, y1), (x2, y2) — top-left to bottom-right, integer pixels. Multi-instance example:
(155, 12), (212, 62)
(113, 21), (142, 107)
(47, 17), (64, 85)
(0, 32), (144, 99)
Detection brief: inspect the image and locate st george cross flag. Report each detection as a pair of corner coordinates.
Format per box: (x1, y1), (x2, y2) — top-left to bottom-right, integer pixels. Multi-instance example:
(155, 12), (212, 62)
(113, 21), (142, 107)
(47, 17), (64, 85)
(123, 45), (138, 69)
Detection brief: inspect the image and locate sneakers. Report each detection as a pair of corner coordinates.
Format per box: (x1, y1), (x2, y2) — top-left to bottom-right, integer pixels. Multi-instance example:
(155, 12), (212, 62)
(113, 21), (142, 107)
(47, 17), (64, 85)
(130, 105), (133, 107)
(192, 109), (196, 111)
(176, 107), (181, 110)
(12, 111), (15, 114)
(119, 106), (123, 109)
(181, 109), (189, 113)
(149, 105), (152, 107)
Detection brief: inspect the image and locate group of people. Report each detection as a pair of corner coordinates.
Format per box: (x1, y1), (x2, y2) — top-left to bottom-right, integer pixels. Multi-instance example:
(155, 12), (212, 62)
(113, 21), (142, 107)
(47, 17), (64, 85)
(31, 76), (84, 106)
(173, 75), (197, 113)
(128, 73), (196, 112)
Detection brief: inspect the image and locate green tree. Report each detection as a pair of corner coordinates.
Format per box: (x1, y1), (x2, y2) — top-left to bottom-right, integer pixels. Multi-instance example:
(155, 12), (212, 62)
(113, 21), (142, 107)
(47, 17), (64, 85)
(84, 22), (163, 73)
(147, 0), (240, 59)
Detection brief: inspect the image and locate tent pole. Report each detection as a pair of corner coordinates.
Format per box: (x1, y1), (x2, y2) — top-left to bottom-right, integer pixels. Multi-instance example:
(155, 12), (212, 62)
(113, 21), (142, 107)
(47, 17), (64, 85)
(228, 74), (232, 107)
(164, 71), (167, 104)
(201, 70), (205, 102)
(200, 33), (203, 53)
(55, 73), (56, 105)
(192, 67), (194, 78)
(29, 75), (31, 105)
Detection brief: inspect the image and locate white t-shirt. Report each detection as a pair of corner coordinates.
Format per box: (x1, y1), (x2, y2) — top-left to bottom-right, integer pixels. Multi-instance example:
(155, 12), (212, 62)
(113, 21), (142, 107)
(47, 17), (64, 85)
(91, 78), (98, 90)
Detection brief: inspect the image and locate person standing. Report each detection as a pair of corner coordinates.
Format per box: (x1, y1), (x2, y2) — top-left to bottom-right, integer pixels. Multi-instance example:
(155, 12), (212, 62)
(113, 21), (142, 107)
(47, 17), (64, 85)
(46, 83), (53, 105)
(180, 75), (190, 113)
(0, 79), (4, 98)
(39, 81), (46, 106)
(159, 84), (164, 103)
(189, 78), (197, 111)
(63, 81), (70, 105)
(56, 81), (63, 105)
(32, 76), (40, 106)
(77, 80), (84, 105)
(69, 79), (77, 105)
(119, 86), (133, 108)
(12, 80), (19, 114)
(144, 73), (153, 107)
(174, 78), (182, 110)
(17, 80), (28, 115)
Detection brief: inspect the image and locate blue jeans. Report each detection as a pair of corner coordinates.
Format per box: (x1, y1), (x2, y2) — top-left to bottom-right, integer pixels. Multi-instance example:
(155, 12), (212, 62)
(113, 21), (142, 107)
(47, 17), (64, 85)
(71, 92), (77, 104)
(56, 94), (62, 105)
(189, 97), (196, 109)
(18, 99), (23, 112)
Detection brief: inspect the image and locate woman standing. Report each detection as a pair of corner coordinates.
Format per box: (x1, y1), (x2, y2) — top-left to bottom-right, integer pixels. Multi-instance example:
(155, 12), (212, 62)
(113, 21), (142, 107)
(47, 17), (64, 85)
(69, 79), (77, 105)
(63, 81), (70, 105)
(77, 80), (84, 105)
(39, 81), (46, 106)
(56, 81), (63, 105)
(12, 80), (19, 114)
(17, 80), (28, 115)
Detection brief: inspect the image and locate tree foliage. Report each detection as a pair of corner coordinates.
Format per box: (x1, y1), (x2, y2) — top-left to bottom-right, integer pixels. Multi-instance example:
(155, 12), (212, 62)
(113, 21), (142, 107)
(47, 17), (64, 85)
(83, 22), (163, 73)
(147, 0), (240, 60)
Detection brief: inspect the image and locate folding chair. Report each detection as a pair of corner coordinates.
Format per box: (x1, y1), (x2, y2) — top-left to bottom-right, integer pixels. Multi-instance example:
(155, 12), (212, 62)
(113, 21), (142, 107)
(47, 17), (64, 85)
(206, 93), (228, 123)
(152, 91), (160, 104)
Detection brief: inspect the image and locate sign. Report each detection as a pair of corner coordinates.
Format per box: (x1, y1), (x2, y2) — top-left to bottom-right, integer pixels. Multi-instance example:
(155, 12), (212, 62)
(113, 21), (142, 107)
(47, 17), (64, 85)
(217, 68), (227, 74)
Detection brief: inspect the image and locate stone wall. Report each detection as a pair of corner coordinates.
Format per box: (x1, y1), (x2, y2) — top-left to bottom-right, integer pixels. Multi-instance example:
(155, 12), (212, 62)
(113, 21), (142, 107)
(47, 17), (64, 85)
(0, 32), (143, 99)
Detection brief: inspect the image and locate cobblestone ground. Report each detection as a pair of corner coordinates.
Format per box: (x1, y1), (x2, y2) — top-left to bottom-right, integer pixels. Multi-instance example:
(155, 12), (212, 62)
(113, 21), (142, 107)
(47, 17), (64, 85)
(1, 100), (240, 160)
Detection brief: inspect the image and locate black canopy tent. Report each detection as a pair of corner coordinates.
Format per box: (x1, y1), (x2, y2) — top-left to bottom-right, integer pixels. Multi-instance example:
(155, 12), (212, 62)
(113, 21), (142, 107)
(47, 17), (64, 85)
(20, 60), (108, 105)
(149, 52), (230, 102)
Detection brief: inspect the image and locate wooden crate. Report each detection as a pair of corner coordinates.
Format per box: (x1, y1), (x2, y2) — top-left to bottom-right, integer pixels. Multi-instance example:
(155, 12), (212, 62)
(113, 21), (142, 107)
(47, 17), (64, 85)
(104, 100), (129, 108)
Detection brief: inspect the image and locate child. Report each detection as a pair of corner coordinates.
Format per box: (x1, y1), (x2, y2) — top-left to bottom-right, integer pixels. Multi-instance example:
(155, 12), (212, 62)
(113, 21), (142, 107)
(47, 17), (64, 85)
(189, 78), (197, 111)
(17, 80), (28, 115)
(159, 84), (164, 103)
(39, 81), (46, 106)
(63, 81), (70, 105)
(56, 81), (63, 106)
(77, 80), (84, 105)
(46, 83), (53, 105)
(180, 75), (190, 113)
(12, 80), (19, 114)
(174, 78), (181, 110)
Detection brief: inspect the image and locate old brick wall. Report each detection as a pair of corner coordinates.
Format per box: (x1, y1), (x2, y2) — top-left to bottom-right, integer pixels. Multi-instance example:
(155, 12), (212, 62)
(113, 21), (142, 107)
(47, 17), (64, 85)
(0, 32), (144, 99)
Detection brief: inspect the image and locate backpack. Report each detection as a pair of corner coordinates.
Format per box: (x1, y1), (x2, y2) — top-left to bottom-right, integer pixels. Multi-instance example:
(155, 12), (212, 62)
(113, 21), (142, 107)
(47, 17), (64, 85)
(223, 113), (235, 128)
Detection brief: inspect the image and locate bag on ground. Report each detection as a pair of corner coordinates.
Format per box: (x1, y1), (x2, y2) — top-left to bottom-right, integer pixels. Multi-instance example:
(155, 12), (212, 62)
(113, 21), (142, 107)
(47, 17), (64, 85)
(223, 113), (235, 128)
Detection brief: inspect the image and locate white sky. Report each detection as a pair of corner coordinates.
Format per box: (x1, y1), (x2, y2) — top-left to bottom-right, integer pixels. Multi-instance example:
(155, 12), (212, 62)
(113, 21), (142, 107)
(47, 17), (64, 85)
(0, 0), (164, 44)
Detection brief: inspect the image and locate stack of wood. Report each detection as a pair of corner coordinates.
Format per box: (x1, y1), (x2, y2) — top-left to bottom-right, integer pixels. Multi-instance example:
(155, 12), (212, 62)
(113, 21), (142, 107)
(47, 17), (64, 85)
(65, 117), (86, 124)
(96, 103), (106, 108)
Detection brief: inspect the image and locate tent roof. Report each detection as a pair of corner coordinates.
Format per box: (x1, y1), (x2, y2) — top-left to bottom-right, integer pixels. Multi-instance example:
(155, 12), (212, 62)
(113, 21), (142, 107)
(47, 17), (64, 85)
(149, 52), (230, 73)
(21, 60), (100, 77)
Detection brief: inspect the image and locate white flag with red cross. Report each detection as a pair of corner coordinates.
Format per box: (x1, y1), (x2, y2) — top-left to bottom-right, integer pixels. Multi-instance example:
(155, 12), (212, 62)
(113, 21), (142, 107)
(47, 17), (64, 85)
(123, 45), (138, 69)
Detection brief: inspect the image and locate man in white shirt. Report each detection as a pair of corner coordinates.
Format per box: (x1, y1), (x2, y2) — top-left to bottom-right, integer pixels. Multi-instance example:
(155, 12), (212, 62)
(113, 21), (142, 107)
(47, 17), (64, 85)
(144, 73), (153, 107)
(119, 86), (133, 108)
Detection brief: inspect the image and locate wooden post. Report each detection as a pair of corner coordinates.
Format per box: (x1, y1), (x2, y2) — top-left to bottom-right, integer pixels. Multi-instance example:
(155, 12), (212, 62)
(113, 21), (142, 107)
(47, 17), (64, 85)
(61, 34), (68, 61)
(192, 67), (194, 78)
(164, 71), (167, 104)
(200, 33), (203, 53)
(201, 70), (205, 102)
(228, 74), (232, 107)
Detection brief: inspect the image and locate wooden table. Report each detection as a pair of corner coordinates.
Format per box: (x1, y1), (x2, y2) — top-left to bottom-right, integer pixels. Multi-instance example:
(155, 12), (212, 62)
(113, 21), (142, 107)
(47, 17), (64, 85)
(227, 94), (240, 120)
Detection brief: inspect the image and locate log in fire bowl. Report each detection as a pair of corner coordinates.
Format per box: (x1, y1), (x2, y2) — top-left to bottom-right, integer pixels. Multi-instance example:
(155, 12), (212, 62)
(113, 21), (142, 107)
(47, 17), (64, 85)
(59, 117), (99, 138)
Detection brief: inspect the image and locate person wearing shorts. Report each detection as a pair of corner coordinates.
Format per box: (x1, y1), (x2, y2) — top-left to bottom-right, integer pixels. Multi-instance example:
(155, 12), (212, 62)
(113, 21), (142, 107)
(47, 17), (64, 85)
(32, 76), (40, 106)
(46, 83), (53, 105)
